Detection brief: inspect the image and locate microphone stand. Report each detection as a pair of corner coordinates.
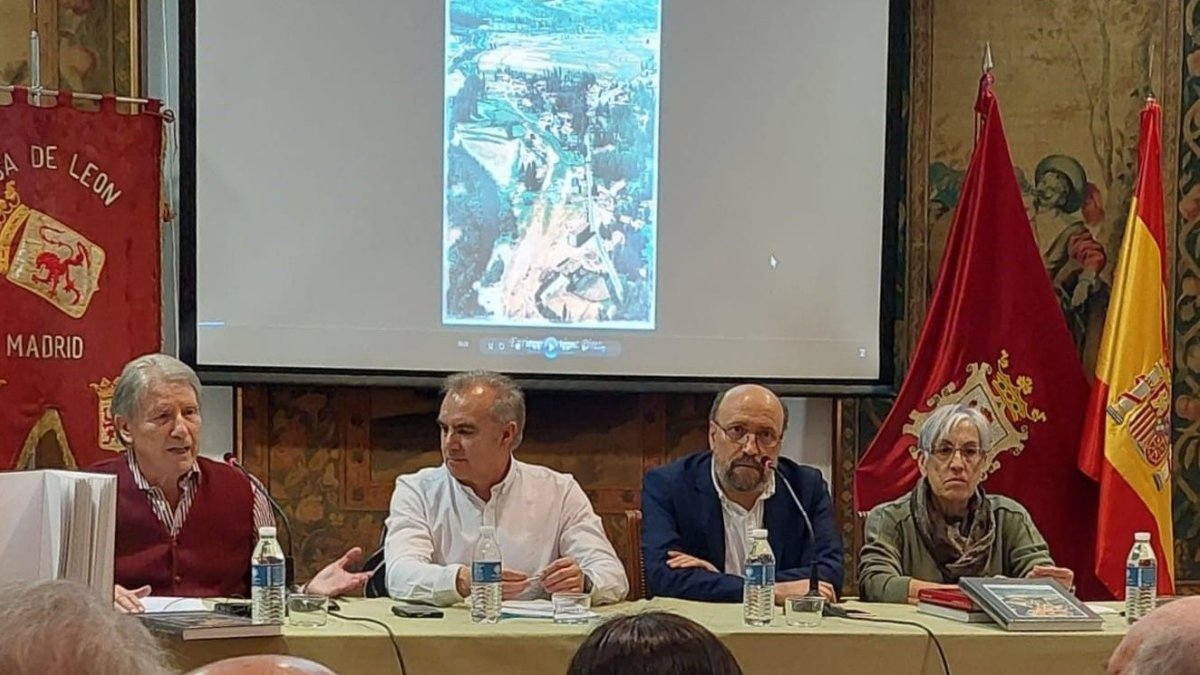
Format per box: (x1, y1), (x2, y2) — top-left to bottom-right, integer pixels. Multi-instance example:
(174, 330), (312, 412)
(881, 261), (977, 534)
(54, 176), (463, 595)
(225, 454), (296, 590)
(767, 459), (849, 618)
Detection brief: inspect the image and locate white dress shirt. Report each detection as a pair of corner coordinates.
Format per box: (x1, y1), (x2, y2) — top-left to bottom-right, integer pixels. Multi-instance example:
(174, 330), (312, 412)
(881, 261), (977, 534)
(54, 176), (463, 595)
(711, 461), (776, 575)
(384, 459), (629, 606)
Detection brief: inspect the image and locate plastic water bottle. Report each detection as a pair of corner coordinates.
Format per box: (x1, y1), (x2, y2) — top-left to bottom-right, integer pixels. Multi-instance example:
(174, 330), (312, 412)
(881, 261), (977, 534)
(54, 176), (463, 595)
(743, 528), (775, 626)
(1125, 531), (1158, 624)
(251, 526), (286, 625)
(471, 526), (503, 624)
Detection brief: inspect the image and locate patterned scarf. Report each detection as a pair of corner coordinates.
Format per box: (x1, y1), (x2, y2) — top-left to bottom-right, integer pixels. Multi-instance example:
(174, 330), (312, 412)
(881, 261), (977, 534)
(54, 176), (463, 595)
(911, 478), (996, 581)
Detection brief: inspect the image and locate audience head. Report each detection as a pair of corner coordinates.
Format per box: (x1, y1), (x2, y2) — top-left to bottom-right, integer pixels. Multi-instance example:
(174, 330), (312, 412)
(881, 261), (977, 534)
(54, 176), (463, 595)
(708, 384), (787, 495)
(916, 403), (992, 513)
(1108, 597), (1200, 675)
(112, 353), (204, 483)
(0, 580), (171, 675)
(439, 370), (526, 492)
(187, 655), (338, 675)
(566, 611), (743, 675)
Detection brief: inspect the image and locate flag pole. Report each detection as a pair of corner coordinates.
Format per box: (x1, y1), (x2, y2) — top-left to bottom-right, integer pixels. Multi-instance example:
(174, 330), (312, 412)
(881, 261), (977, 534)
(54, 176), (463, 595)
(16, 0), (163, 113)
(29, 0), (40, 106)
(975, 43), (994, 141)
(1147, 43), (1156, 102)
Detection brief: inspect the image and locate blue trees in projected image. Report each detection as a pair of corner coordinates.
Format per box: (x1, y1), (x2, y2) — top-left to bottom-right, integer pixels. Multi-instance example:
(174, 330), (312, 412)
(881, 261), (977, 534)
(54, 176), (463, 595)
(442, 0), (661, 330)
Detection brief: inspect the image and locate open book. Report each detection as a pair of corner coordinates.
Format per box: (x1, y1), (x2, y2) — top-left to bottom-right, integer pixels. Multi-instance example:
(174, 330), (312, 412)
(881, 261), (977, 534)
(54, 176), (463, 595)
(0, 470), (116, 601)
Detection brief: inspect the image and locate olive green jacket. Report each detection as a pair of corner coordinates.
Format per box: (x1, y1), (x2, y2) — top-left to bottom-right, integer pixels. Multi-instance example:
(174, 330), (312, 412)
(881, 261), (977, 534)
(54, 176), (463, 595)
(857, 491), (1055, 603)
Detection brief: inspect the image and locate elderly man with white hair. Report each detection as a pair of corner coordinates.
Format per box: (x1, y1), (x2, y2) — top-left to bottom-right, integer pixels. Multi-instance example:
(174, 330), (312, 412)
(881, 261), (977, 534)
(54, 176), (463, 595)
(1107, 596), (1200, 675)
(857, 403), (1074, 603)
(0, 580), (171, 674)
(90, 353), (369, 612)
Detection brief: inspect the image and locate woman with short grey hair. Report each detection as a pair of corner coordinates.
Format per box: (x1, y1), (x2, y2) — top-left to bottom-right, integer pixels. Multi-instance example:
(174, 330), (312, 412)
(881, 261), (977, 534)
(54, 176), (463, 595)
(857, 403), (1075, 603)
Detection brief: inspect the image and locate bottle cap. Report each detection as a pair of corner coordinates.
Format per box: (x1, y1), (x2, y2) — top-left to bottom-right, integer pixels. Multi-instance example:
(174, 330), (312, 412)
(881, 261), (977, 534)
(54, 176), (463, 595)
(1134, 532), (1151, 542)
(750, 528), (768, 538)
(258, 526), (277, 537)
(479, 526), (495, 536)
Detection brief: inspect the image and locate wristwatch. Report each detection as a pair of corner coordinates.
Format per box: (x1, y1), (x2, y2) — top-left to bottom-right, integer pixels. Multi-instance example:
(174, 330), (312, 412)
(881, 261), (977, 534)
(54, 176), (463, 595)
(582, 574), (594, 594)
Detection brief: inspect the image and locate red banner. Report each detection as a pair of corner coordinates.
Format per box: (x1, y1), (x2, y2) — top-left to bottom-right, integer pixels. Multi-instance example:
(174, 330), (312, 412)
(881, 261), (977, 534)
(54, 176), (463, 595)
(854, 74), (1104, 598)
(0, 89), (163, 469)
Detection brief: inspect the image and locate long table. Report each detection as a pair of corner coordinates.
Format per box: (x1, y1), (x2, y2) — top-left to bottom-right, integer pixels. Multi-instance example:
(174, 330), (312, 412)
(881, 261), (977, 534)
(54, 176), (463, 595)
(165, 598), (1127, 675)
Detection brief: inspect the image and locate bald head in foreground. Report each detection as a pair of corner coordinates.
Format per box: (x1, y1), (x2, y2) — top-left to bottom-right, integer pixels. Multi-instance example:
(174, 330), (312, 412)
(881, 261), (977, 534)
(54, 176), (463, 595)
(1108, 597), (1200, 675)
(641, 384), (844, 603)
(187, 655), (338, 674)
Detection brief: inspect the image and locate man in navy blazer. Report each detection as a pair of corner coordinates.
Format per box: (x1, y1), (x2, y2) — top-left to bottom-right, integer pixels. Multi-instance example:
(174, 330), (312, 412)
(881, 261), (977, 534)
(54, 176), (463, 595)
(642, 384), (844, 603)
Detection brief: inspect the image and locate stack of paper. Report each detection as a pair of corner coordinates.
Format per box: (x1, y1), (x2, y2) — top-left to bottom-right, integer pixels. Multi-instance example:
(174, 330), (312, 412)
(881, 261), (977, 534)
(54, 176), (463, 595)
(0, 470), (116, 601)
(141, 597), (209, 613)
(501, 599), (599, 620)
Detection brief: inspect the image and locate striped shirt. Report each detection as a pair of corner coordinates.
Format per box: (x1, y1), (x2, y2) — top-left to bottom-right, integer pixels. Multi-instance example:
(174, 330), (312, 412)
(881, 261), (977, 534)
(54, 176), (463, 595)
(125, 451), (274, 538)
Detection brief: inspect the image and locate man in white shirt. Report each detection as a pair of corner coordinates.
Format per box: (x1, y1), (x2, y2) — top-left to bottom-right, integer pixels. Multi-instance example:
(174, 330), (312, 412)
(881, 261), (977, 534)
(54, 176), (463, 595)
(384, 370), (628, 606)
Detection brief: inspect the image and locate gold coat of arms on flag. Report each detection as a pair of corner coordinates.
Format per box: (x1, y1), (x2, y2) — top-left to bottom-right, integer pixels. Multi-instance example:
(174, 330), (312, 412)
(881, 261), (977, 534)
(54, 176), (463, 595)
(1105, 360), (1171, 491)
(901, 350), (1046, 480)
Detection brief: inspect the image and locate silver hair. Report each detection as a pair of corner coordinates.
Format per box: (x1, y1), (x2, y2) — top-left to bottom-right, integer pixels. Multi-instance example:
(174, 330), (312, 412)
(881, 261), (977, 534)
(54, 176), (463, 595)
(1127, 630), (1200, 675)
(111, 353), (202, 425)
(0, 580), (174, 674)
(916, 403), (992, 457)
(443, 370), (526, 450)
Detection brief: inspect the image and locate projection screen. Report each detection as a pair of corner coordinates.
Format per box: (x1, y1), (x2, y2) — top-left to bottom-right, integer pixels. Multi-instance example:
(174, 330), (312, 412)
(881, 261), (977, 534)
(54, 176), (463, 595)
(180, 0), (905, 391)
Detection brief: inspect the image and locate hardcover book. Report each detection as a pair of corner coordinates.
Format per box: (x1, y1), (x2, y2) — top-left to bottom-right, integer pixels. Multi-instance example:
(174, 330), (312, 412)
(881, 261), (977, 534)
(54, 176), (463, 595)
(137, 611), (282, 640)
(958, 577), (1104, 632)
(916, 587), (993, 623)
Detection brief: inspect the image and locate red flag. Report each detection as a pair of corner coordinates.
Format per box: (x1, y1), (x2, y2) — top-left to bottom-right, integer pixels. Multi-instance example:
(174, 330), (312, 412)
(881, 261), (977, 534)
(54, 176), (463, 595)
(854, 74), (1103, 598)
(1078, 99), (1174, 597)
(0, 90), (163, 469)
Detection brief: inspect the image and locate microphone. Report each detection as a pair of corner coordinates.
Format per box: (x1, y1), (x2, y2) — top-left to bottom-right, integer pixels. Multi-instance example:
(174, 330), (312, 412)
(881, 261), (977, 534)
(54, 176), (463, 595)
(224, 453), (296, 588)
(762, 456), (847, 618)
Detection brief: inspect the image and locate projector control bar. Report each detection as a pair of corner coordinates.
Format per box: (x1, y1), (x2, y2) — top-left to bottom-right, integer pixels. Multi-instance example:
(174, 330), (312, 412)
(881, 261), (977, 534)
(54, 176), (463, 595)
(479, 337), (622, 360)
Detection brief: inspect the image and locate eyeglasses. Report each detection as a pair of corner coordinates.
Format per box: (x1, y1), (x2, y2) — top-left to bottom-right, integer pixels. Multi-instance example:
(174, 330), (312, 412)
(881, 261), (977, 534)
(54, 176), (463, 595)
(930, 444), (985, 464)
(712, 421), (781, 450)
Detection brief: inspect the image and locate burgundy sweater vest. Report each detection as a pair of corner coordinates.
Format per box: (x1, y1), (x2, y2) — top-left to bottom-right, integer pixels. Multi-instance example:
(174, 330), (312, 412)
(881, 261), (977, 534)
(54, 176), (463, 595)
(90, 455), (257, 597)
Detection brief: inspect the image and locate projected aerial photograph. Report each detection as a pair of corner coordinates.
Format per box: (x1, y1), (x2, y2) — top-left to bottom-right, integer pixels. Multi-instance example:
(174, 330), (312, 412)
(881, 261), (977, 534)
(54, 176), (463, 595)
(442, 0), (661, 329)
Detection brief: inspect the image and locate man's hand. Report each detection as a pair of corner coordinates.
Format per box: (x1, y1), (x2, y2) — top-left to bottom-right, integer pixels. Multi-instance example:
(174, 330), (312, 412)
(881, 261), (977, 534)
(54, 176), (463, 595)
(666, 551), (718, 573)
(114, 584), (150, 614)
(305, 546), (371, 597)
(455, 567), (534, 600)
(1027, 565), (1075, 591)
(773, 580), (837, 605)
(539, 557), (585, 595)
(501, 569), (532, 599)
(455, 566), (472, 598)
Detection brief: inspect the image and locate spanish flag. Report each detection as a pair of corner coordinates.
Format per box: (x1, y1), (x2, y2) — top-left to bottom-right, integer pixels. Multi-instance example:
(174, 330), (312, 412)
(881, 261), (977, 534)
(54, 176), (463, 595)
(1078, 98), (1174, 597)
